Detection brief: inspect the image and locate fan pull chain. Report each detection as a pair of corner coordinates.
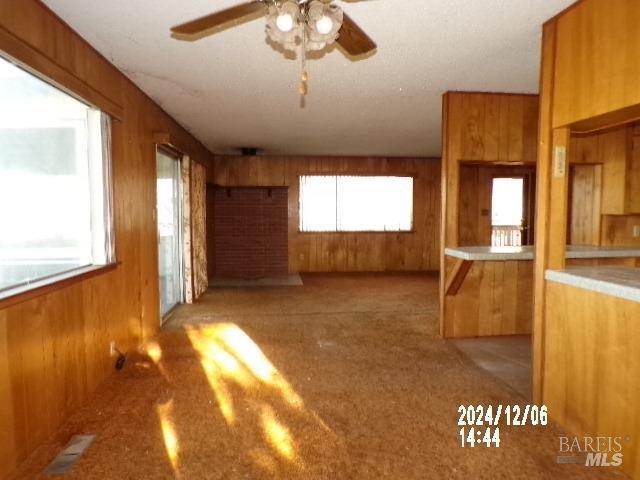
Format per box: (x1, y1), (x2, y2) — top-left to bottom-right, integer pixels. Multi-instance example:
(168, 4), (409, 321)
(300, 24), (308, 96)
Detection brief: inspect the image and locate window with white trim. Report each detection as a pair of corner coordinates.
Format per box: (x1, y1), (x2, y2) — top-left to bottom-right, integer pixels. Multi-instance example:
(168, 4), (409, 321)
(299, 175), (414, 232)
(0, 55), (115, 297)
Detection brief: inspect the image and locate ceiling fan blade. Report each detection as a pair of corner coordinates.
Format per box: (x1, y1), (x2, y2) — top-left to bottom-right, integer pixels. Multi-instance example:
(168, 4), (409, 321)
(337, 13), (377, 56)
(171, 1), (265, 37)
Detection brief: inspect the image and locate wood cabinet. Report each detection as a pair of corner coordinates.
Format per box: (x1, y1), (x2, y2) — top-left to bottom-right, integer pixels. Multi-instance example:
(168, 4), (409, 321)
(544, 282), (640, 479)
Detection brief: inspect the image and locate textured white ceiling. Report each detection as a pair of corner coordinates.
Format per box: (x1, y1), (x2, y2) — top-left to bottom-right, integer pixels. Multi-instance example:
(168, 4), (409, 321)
(42, 0), (573, 157)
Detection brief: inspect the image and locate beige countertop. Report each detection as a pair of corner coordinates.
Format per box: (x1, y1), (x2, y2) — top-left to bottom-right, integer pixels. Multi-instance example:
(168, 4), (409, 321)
(444, 245), (640, 261)
(546, 267), (640, 303)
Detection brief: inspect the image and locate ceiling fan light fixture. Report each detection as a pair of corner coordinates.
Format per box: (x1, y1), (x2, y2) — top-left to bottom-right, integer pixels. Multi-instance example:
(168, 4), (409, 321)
(305, 1), (343, 51)
(266, 1), (301, 50)
(171, 0), (378, 97)
(276, 13), (295, 33)
(315, 15), (334, 35)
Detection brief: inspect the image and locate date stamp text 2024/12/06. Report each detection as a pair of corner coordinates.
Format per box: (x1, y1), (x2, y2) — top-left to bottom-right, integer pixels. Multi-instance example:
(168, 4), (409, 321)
(457, 404), (628, 469)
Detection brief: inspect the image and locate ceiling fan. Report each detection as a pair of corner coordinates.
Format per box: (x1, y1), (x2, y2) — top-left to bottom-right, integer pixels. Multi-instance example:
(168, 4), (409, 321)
(171, 0), (377, 95)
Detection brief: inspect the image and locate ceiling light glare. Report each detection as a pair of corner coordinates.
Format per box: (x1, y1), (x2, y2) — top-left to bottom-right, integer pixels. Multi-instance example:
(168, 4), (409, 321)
(276, 13), (294, 32)
(315, 16), (333, 35)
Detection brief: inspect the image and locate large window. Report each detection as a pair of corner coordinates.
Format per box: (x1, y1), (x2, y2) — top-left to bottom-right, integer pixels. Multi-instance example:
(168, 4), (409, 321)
(0, 56), (114, 298)
(299, 175), (413, 232)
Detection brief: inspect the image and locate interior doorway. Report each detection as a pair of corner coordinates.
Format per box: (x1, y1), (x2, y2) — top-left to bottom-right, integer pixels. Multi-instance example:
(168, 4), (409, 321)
(458, 163), (536, 247)
(156, 147), (184, 321)
(491, 175), (531, 246)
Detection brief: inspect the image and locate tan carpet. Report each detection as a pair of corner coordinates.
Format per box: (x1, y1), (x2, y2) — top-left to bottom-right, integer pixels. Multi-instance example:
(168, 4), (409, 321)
(13, 273), (620, 479)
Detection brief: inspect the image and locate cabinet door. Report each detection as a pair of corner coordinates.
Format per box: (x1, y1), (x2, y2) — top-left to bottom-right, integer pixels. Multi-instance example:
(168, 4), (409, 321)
(568, 164), (602, 246)
(626, 133), (640, 213)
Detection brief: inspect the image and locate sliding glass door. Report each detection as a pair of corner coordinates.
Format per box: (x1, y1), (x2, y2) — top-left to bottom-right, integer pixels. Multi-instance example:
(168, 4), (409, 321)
(156, 147), (183, 320)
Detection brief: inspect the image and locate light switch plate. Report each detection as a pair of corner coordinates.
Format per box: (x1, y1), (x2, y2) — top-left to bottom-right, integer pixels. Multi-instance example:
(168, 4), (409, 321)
(633, 225), (640, 238)
(554, 146), (567, 178)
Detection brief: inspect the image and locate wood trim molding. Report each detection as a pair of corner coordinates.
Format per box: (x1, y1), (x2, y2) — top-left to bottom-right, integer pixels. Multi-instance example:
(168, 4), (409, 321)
(569, 103), (640, 134)
(0, 25), (124, 120)
(153, 131), (172, 145)
(532, 20), (558, 404)
(444, 90), (539, 98)
(154, 131), (211, 169)
(0, 263), (120, 311)
(439, 93), (450, 337)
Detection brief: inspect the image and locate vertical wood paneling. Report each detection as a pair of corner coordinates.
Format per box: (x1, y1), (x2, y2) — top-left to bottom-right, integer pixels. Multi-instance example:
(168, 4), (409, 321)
(628, 128), (640, 212)
(458, 164), (536, 246)
(532, 20), (558, 404)
(544, 283), (640, 480)
(547, 127), (571, 269)
(568, 164), (602, 245)
(537, 3), (640, 476)
(0, 310), (16, 479)
(552, 0), (640, 128)
(0, 1), (214, 477)
(211, 155), (441, 273)
(446, 260), (533, 338)
(440, 92), (539, 338)
(601, 215), (640, 247)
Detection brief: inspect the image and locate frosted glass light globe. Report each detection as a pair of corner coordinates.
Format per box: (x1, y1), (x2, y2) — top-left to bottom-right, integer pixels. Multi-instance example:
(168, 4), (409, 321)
(276, 13), (294, 32)
(316, 15), (333, 35)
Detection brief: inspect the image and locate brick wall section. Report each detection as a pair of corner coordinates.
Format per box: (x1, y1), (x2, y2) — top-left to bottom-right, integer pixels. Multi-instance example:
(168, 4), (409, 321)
(213, 187), (289, 278)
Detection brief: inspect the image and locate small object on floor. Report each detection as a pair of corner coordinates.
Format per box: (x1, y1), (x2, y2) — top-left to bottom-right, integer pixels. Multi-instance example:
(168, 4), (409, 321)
(112, 346), (127, 370)
(44, 435), (95, 476)
(115, 353), (126, 370)
(210, 274), (303, 287)
(317, 340), (337, 349)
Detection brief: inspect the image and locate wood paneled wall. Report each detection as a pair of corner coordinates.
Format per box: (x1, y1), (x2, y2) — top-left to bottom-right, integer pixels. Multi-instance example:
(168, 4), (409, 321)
(445, 260), (533, 337)
(544, 282), (640, 478)
(570, 125), (640, 215)
(552, 0), (640, 128)
(0, 1), (213, 477)
(441, 92), (539, 266)
(459, 164), (536, 246)
(567, 123), (640, 247)
(601, 215), (640, 247)
(440, 92), (539, 336)
(535, 2), (640, 477)
(211, 156), (441, 272)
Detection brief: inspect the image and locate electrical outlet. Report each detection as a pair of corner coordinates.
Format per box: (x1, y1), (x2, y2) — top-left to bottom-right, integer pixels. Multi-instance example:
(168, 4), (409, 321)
(633, 225), (640, 238)
(110, 341), (117, 357)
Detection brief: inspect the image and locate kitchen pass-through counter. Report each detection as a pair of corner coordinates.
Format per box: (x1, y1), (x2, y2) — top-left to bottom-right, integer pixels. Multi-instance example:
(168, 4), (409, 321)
(546, 266), (640, 303)
(444, 245), (640, 261)
(442, 245), (640, 338)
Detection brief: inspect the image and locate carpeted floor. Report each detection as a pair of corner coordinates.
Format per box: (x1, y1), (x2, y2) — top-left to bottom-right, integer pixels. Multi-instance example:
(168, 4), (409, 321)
(13, 273), (621, 479)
